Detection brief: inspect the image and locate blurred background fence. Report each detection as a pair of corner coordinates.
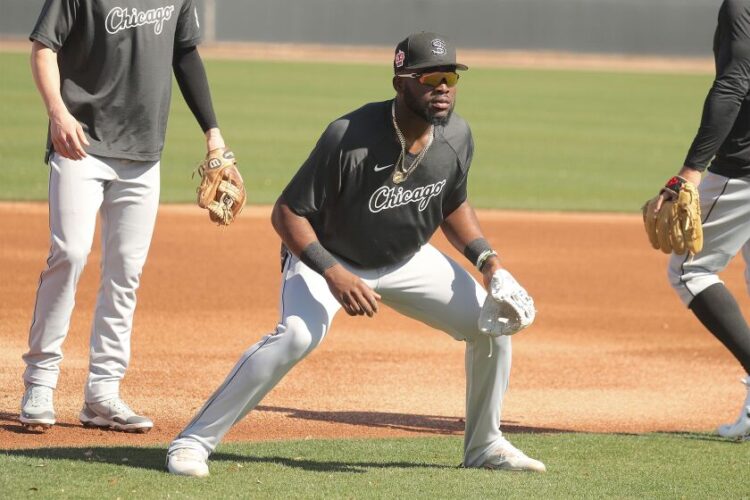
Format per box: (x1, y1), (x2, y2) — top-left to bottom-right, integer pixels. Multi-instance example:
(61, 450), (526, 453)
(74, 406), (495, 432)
(0, 0), (720, 57)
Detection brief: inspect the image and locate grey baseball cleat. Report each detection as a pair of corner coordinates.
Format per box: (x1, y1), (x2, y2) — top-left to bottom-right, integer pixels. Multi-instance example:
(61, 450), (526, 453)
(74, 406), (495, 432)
(79, 398), (153, 433)
(480, 437), (547, 472)
(19, 384), (56, 431)
(717, 409), (750, 439)
(717, 376), (750, 440)
(166, 447), (210, 477)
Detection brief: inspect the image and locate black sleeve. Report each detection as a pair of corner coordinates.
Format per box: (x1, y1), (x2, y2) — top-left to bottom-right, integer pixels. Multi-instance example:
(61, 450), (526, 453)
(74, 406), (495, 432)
(173, 46), (218, 132)
(29, 0), (78, 51)
(684, 0), (750, 170)
(443, 133), (472, 216)
(175, 0), (202, 48)
(280, 121), (346, 216)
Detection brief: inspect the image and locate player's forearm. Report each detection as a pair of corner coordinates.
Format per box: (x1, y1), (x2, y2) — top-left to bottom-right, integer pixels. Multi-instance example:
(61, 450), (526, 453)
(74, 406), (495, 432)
(271, 200), (322, 256)
(30, 41), (66, 118)
(272, 199), (341, 276)
(677, 166), (703, 186)
(442, 201), (502, 280)
(441, 201), (486, 253)
(204, 128), (225, 151)
(173, 46), (218, 132)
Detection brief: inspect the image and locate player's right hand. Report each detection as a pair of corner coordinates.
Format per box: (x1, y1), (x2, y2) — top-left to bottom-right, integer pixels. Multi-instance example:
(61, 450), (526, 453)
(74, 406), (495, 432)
(49, 109), (89, 160)
(323, 265), (381, 317)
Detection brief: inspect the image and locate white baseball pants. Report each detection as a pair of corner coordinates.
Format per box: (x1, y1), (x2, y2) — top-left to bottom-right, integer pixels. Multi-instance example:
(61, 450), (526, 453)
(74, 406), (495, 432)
(171, 243), (511, 467)
(23, 153), (160, 403)
(669, 172), (750, 305)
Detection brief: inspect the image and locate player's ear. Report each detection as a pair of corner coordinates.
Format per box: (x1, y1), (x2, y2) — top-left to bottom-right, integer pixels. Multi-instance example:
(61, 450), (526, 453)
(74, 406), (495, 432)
(392, 75), (406, 94)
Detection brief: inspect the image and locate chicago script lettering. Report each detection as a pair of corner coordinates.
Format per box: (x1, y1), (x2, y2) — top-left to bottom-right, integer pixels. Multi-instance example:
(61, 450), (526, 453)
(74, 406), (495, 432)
(105, 6), (176, 35)
(368, 180), (447, 213)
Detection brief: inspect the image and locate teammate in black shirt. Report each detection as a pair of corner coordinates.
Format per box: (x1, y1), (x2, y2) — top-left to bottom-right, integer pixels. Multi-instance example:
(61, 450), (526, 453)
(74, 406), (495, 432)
(21, 0), (225, 434)
(167, 32), (545, 476)
(650, 0), (750, 439)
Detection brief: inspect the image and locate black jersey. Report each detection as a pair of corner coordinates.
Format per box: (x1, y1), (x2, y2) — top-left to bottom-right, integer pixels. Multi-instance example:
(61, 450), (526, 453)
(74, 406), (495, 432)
(281, 100), (473, 269)
(684, 0), (750, 177)
(30, 0), (201, 162)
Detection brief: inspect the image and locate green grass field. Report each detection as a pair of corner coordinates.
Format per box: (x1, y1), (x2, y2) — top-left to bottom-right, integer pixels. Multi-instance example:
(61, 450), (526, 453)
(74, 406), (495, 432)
(2, 434), (749, 499)
(0, 52), (712, 211)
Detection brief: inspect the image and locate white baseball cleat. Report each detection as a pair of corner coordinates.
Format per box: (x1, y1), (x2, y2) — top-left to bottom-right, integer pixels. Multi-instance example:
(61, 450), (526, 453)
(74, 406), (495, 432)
(480, 437), (547, 472)
(79, 397), (153, 433)
(19, 384), (56, 431)
(167, 448), (210, 477)
(717, 376), (750, 440)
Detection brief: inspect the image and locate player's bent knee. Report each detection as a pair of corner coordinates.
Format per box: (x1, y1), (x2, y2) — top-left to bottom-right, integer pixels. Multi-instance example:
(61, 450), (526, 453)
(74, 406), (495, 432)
(667, 266), (722, 307)
(54, 245), (90, 270)
(280, 316), (325, 361)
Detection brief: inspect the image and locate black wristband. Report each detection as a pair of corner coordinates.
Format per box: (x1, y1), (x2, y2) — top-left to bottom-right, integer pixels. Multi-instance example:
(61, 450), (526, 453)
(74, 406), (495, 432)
(463, 238), (492, 266)
(300, 241), (338, 276)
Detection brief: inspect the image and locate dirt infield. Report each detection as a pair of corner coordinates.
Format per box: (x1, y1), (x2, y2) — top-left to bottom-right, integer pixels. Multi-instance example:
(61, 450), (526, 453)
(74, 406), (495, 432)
(1, 203), (748, 450)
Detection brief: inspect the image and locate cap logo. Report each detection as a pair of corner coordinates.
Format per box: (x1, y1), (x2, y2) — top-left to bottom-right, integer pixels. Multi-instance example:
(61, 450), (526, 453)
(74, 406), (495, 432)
(394, 49), (405, 68)
(431, 39), (447, 55)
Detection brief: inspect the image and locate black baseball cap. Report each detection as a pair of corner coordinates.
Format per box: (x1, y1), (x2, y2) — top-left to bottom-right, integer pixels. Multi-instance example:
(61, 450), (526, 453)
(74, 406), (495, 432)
(393, 32), (468, 73)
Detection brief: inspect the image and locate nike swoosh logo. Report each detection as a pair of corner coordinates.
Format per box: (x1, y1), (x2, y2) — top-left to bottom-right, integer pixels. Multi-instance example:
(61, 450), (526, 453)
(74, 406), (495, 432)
(373, 163), (395, 172)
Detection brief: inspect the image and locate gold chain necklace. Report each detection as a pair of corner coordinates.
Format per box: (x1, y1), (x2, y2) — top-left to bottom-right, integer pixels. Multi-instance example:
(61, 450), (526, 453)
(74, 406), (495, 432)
(391, 100), (434, 184)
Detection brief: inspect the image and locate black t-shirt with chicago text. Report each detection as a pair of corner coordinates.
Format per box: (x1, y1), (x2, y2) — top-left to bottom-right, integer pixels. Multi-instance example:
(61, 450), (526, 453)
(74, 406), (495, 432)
(684, 0), (750, 177)
(30, 0), (201, 162)
(281, 100), (473, 269)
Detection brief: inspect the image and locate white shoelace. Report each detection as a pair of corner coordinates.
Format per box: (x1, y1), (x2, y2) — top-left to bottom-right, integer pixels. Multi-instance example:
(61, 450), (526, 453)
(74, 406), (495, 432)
(495, 437), (524, 458)
(105, 398), (135, 417)
(29, 386), (52, 407)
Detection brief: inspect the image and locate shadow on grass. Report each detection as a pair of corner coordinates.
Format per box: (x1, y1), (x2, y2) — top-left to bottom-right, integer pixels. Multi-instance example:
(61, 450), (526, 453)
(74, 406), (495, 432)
(1, 446), (455, 474)
(254, 405), (572, 434)
(649, 430), (748, 444)
(2, 431), (741, 475)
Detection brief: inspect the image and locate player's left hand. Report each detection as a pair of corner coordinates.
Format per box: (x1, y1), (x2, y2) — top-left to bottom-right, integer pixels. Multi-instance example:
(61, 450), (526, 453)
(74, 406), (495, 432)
(478, 269), (536, 336)
(480, 254), (502, 291)
(642, 174), (703, 256)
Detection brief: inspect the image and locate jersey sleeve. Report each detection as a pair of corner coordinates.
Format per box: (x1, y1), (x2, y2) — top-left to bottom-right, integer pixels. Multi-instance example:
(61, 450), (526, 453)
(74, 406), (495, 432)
(442, 131), (473, 216)
(280, 121), (346, 216)
(29, 0), (79, 51)
(175, 0), (202, 48)
(684, 0), (750, 170)
(173, 47), (218, 131)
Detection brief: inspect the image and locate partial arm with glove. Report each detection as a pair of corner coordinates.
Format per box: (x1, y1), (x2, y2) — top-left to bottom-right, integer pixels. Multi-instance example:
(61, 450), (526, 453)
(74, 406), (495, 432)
(642, 167), (703, 256)
(441, 201), (536, 337)
(173, 46), (246, 225)
(477, 268), (536, 337)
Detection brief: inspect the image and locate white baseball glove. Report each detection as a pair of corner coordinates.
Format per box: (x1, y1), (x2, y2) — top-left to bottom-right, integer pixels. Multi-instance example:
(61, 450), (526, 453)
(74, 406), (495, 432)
(478, 269), (536, 336)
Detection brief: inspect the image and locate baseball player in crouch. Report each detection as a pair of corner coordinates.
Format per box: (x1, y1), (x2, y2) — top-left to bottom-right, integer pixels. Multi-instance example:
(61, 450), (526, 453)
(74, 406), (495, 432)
(644, 0), (750, 439)
(167, 32), (544, 476)
(21, 0), (228, 432)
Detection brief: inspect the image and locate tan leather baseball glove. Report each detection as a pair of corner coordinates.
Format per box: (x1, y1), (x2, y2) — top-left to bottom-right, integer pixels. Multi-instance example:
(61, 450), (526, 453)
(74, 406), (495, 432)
(195, 147), (246, 226)
(642, 176), (703, 256)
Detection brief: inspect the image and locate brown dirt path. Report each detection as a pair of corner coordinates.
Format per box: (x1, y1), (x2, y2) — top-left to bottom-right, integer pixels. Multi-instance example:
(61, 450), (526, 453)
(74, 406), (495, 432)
(1, 38), (713, 73)
(1, 203), (747, 450)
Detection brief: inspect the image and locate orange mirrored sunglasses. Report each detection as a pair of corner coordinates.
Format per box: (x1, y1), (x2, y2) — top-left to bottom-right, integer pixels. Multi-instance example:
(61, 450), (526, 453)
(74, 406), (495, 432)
(397, 71), (460, 88)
